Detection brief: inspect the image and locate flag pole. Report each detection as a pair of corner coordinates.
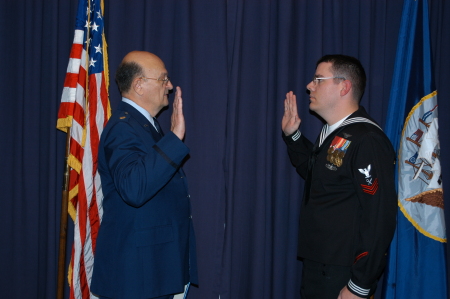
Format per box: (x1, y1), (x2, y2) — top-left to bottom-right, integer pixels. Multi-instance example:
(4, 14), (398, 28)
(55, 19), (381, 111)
(57, 128), (71, 299)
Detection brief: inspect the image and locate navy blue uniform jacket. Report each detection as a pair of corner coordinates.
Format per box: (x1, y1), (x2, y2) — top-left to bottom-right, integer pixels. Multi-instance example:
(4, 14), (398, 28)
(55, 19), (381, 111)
(283, 107), (396, 297)
(91, 101), (198, 299)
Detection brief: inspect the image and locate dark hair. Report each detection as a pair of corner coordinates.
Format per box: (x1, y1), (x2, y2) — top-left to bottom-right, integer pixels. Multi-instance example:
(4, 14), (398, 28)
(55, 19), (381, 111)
(317, 54), (366, 102)
(115, 61), (144, 94)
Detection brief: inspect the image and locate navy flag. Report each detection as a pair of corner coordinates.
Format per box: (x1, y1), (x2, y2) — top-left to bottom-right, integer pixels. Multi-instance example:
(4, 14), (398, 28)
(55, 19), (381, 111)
(383, 0), (447, 298)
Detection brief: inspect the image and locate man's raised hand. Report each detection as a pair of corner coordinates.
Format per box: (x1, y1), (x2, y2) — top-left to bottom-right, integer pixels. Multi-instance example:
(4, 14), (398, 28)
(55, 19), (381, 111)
(281, 91), (301, 136)
(171, 86), (185, 140)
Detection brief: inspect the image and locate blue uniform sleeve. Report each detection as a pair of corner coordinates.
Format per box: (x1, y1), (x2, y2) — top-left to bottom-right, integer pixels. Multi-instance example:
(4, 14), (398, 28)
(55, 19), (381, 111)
(102, 121), (189, 208)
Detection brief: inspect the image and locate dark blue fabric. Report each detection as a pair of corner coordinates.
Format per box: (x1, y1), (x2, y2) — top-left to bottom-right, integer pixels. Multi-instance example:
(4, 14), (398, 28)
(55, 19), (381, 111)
(0, 1), (449, 298)
(90, 101), (195, 298)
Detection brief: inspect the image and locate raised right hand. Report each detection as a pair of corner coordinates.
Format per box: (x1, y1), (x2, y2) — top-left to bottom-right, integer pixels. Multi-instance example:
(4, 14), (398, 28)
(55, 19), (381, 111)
(281, 91), (301, 136)
(171, 86), (185, 140)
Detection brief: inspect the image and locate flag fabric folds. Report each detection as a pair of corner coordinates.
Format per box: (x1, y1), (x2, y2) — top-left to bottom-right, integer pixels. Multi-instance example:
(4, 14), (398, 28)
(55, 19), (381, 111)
(56, 0), (110, 298)
(383, 0), (447, 298)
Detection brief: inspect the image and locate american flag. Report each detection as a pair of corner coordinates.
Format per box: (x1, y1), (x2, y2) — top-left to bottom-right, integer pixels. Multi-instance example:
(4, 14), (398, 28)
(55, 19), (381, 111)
(56, 0), (110, 298)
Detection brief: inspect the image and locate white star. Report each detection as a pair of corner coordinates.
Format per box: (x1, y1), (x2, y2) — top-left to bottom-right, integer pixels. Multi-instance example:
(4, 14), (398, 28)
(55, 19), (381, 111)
(89, 57), (97, 67)
(91, 22), (99, 31)
(96, 11), (102, 19)
(94, 44), (102, 54)
(85, 20), (90, 28)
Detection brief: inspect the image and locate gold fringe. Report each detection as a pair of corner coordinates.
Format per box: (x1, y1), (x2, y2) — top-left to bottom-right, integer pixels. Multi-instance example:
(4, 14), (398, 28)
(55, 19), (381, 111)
(397, 90), (438, 173)
(68, 184), (78, 222)
(68, 260), (73, 286)
(68, 201), (77, 222)
(67, 154), (82, 174)
(56, 116), (74, 133)
(101, 0), (111, 119)
(396, 91), (445, 243)
(399, 197), (446, 243)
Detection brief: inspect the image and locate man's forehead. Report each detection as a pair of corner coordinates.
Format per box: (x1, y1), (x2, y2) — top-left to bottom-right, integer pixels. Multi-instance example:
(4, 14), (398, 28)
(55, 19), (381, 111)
(153, 69), (168, 78)
(315, 62), (333, 75)
(143, 65), (167, 77)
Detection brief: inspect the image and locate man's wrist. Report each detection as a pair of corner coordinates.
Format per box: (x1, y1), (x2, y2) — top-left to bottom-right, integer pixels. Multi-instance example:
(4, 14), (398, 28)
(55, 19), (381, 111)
(347, 279), (370, 298)
(287, 130), (301, 141)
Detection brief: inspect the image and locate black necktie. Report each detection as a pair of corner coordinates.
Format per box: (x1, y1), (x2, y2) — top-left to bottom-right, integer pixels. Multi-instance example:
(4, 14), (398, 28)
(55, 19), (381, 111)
(153, 117), (164, 136)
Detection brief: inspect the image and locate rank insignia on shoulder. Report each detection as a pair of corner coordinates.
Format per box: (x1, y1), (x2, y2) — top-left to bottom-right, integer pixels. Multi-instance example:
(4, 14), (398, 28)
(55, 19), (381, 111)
(325, 136), (351, 169)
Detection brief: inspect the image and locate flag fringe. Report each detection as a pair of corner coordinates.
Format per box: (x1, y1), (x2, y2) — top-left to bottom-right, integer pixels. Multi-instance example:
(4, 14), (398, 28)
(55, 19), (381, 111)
(399, 90), (438, 139)
(398, 198), (446, 243)
(396, 89), (445, 243)
(57, 116), (74, 133)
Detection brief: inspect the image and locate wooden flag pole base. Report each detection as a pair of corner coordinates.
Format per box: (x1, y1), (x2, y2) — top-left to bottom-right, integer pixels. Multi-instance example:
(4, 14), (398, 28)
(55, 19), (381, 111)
(57, 129), (71, 299)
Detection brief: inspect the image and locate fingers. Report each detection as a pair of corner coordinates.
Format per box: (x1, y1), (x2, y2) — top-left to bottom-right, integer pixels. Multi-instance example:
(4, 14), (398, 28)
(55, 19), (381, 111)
(284, 91), (297, 116)
(174, 86), (183, 111)
(171, 86), (185, 140)
(288, 91), (297, 110)
(281, 91), (301, 136)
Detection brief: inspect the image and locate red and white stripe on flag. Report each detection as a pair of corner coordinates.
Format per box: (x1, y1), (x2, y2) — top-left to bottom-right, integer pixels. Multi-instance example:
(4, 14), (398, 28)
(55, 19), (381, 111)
(56, 0), (110, 298)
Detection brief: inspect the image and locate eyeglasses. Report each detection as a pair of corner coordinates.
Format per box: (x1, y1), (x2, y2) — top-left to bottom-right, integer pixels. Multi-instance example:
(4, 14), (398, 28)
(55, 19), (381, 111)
(140, 76), (171, 85)
(311, 76), (346, 85)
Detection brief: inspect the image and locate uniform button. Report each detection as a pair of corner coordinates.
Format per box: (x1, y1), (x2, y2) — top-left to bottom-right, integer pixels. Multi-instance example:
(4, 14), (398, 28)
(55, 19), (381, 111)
(187, 194), (190, 198)
(189, 215), (192, 219)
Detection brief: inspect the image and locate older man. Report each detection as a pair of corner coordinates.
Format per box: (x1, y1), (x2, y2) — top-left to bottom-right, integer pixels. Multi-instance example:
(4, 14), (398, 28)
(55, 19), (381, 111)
(91, 51), (197, 299)
(282, 55), (396, 299)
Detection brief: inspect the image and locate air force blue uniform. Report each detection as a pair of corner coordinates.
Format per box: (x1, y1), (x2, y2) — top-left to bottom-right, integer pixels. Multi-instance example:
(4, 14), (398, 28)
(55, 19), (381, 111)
(91, 101), (198, 299)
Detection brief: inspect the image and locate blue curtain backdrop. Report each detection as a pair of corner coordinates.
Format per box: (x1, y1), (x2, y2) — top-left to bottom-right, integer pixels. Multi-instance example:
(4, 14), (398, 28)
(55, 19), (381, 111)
(0, 1), (449, 298)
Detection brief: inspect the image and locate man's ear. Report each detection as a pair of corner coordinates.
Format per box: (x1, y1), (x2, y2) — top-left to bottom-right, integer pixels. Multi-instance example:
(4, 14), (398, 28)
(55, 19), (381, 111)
(340, 79), (352, 97)
(132, 77), (143, 95)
